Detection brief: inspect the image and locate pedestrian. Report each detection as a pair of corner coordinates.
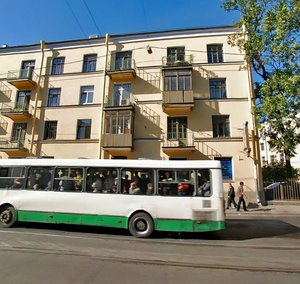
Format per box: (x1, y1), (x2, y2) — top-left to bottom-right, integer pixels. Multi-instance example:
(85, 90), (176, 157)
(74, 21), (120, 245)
(226, 183), (237, 209)
(236, 181), (248, 211)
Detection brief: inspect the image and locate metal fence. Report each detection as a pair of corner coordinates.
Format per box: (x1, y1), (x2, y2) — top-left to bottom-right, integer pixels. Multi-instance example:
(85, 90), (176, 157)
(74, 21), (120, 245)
(264, 179), (300, 201)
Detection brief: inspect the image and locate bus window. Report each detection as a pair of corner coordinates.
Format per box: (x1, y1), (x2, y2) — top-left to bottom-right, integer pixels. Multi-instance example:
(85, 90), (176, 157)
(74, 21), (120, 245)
(87, 168), (118, 194)
(158, 170), (195, 196)
(121, 168), (154, 195)
(197, 169), (211, 197)
(27, 167), (53, 190)
(54, 167), (83, 192)
(0, 167), (26, 189)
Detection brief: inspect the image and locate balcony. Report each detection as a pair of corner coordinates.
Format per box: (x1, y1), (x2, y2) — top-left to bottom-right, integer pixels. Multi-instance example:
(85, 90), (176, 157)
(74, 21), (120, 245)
(7, 68), (37, 89)
(106, 58), (136, 82)
(162, 55), (193, 69)
(104, 96), (135, 112)
(102, 133), (133, 155)
(0, 138), (28, 155)
(162, 132), (195, 155)
(162, 90), (194, 115)
(0, 102), (32, 121)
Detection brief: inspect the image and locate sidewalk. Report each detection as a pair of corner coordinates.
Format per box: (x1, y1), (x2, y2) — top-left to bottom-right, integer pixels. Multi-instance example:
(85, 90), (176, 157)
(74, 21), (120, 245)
(225, 201), (300, 216)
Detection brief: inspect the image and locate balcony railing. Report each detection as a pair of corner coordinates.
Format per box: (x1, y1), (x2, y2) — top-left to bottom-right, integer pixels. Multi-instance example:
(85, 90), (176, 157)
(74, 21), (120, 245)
(162, 55), (194, 67)
(7, 68), (37, 89)
(106, 58), (136, 81)
(0, 82), (12, 100)
(104, 95), (136, 108)
(0, 138), (28, 150)
(0, 102), (32, 121)
(162, 131), (195, 148)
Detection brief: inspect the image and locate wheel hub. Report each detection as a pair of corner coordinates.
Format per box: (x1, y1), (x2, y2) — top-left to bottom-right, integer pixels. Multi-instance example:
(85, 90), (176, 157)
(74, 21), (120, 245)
(135, 219), (147, 231)
(0, 210), (11, 224)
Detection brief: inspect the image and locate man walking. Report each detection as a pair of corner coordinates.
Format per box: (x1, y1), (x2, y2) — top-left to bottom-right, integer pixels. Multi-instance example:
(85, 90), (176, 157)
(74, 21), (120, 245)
(237, 181), (248, 211)
(226, 183), (237, 209)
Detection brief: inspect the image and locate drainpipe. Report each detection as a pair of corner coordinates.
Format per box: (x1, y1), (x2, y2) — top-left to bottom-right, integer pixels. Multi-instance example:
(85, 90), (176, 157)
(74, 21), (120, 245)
(247, 62), (265, 205)
(98, 33), (110, 159)
(29, 40), (45, 156)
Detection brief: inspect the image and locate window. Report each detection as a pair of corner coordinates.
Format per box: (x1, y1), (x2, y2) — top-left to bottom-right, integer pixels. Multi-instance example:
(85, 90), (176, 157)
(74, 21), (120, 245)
(11, 123), (27, 141)
(83, 54), (97, 72)
(27, 167), (53, 190)
(54, 167), (84, 191)
(105, 111), (132, 134)
(207, 44), (223, 63)
(212, 115), (230, 137)
(44, 121), (57, 140)
(209, 79), (227, 99)
(113, 83), (131, 106)
(260, 143), (265, 151)
(115, 51), (132, 70)
(77, 119), (91, 139)
(167, 117), (187, 140)
(214, 157), (233, 180)
(0, 167), (25, 189)
(80, 86), (94, 104)
(15, 90), (31, 110)
(167, 47), (185, 64)
(47, 88), (61, 107)
(51, 57), (65, 75)
(164, 70), (192, 91)
(20, 60), (35, 78)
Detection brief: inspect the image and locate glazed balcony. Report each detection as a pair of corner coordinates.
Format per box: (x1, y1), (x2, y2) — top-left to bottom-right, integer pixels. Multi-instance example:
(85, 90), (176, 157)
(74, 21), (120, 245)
(102, 133), (133, 155)
(7, 68), (37, 89)
(0, 102), (32, 121)
(162, 90), (194, 115)
(106, 58), (136, 81)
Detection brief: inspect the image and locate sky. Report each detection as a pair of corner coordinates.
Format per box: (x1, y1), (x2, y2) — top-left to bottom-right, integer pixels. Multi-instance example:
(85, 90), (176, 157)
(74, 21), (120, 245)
(0, 0), (240, 47)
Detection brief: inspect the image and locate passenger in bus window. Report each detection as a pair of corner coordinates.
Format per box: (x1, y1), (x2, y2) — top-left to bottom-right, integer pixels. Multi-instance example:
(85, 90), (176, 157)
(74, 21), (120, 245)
(177, 183), (190, 196)
(146, 182), (154, 195)
(10, 178), (23, 189)
(162, 171), (173, 181)
(121, 174), (131, 194)
(59, 177), (75, 192)
(107, 184), (117, 194)
(91, 173), (104, 193)
(178, 171), (190, 182)
(129, 181), (141, 195)
(74, 170), (83, 191)
(198, 171), (211, 197)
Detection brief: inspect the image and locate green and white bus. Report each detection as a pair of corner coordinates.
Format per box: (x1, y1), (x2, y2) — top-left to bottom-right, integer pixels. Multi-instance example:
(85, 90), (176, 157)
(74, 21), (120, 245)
(0, 159), (225, 237)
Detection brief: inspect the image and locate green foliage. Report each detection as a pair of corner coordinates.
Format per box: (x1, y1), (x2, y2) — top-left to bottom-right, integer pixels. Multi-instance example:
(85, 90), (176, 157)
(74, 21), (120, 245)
(222, 0), (300, 175)
(262, 162), (299, 181)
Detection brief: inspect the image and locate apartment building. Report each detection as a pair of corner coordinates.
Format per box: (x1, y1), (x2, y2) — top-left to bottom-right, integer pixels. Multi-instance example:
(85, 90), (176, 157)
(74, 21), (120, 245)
(0, 26), (262, 202)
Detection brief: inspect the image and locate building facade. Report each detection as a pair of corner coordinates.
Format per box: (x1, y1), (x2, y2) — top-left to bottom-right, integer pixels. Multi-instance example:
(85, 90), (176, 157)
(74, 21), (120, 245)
(0, 26), (262, 202)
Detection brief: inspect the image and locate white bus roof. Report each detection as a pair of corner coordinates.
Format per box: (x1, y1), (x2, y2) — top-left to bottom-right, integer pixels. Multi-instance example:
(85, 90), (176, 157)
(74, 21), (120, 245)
(0, 159), (221, 169)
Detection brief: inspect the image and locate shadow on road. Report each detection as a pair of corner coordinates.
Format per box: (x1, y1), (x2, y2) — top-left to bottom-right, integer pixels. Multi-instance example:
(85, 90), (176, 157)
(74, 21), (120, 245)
(16, 218), (300, 241)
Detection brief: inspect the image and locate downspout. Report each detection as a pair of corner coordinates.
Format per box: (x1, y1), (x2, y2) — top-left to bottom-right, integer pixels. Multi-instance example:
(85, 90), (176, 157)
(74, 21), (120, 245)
(98, 33), (110, 159)
(29, 40), (45, 156)
(247, 62), (265, 205)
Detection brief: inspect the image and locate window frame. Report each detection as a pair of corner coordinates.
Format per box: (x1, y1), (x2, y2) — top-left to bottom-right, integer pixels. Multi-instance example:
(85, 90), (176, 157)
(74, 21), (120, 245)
(209, 78), (227, 99)
(51, 57), (65, 75)
(44, 121), (58, 140)
(80, 86), (94, 105)
(163, 69), (192, 91)
(207, 44), (223, 63)
(212, 115), (230, 138)
(47, 88), (61, 107)
(76, 119), (92, 139)
(82, 54), (97, 73)
(214, 157), (233, 180)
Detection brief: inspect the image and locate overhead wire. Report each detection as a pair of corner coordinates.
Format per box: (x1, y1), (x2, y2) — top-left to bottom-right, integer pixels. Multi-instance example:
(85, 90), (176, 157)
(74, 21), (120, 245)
(82, 0), (103, 36)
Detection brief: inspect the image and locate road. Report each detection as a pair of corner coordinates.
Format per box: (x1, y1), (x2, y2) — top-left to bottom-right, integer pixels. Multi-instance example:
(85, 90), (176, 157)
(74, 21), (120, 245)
(0, 214), (299, 284)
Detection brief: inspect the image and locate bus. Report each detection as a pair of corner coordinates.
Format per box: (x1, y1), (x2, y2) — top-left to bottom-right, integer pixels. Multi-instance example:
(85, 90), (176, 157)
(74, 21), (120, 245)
(0, 159), (225, 237)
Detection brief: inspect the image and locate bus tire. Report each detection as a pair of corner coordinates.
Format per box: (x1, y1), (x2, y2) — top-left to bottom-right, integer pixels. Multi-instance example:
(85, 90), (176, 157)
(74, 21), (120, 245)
(128, 212), (154, 238)
(0, 205), (17, 228)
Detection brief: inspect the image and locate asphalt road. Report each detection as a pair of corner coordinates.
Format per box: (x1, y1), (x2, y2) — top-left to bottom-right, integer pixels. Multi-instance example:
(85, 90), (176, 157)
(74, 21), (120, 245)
(0, 214), (299, 284)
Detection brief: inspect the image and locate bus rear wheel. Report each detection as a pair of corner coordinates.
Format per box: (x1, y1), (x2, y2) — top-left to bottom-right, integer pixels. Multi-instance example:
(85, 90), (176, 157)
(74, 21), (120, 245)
(0, 205), (17, 228)
(128, 212), (154, 238)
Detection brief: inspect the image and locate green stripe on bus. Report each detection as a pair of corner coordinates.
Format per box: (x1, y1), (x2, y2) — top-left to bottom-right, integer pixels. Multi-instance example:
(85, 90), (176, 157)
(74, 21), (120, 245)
(17, 210), (225, 232)
(17, 211), (128, 229)
(155, 219), (225, 232)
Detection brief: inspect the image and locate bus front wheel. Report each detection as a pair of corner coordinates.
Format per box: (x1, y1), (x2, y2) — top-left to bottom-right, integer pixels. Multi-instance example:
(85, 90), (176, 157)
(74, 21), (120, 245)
(128, 212), (154, 238)
(0, 205), (17, 228)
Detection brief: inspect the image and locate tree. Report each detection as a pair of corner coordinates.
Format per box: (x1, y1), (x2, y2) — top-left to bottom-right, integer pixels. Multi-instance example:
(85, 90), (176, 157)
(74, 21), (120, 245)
(222, 0), (300, 177)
